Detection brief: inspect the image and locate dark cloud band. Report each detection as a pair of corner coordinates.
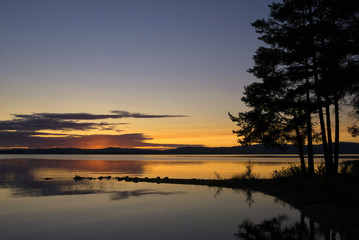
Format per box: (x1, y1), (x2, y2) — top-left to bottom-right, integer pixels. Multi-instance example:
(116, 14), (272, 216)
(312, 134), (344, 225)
(0, 132), (201, 149)
(1, 110), (187, 132)
(0, 110), (193, 149)
(13, 110), (188, 120)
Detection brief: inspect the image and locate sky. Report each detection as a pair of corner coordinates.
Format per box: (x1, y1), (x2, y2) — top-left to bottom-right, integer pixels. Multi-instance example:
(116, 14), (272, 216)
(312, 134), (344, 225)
(1, 0), (358, 149)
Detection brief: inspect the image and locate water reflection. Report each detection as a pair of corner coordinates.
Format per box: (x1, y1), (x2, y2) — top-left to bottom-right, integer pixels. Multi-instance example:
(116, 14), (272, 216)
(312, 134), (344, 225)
(213, 187), (223, 198)
(0, 157), (348, 240)
(110, 189), (185, 200)
(234, 214), (340, 240)
(0, 158), (191, 199)
(0, 158), (146, 197)
(0, 156), (325, 183)
(243, 189), (255, 207)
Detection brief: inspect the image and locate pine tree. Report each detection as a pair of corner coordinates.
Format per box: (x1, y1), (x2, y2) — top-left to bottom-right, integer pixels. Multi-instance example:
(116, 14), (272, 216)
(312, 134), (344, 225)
(230, 0), (359, 175)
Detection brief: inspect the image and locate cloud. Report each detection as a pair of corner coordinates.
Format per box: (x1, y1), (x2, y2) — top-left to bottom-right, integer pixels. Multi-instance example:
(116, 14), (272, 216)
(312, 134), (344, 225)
(1, 110), (187, 132)
(0, 117), (98, 131)
(0, 110), (193, 149)
(110, 110), (188, 118)
(13, 110), (188, 120)
(0, 132), (201, 149)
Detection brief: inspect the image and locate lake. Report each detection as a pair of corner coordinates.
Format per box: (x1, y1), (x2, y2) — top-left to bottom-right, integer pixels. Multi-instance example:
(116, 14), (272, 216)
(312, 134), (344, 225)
(1, 154), (356, 239)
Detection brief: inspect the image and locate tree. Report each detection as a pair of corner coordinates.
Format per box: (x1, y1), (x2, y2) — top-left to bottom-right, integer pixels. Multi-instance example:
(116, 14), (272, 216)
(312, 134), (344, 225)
(348, 82), (359, 137)
(229, 47), (310, 173)
(230, 0), (359, 175)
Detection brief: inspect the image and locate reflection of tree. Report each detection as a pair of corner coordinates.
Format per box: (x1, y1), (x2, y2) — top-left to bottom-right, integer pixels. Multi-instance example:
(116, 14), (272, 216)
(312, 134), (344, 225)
(233, 188), (255, 207)
(244, 189), (254, 207)
(213, 187), (223, 198)
(234, 214), (339, 240)
(109, 189), (185, 200)
(214, 188), (255, 207)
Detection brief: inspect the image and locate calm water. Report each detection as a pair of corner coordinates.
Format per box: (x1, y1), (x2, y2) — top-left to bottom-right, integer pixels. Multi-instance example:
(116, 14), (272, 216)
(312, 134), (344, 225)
(1, 154), (356, 240)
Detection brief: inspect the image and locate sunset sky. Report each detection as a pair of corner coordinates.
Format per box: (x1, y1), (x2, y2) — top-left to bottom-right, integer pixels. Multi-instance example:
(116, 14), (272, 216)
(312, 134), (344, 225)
(1, 0), (358, 149)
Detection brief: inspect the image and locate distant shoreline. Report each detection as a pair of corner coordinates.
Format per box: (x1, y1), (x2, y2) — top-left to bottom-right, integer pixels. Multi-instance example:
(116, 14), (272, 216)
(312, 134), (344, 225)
(1, 142), (359, 155)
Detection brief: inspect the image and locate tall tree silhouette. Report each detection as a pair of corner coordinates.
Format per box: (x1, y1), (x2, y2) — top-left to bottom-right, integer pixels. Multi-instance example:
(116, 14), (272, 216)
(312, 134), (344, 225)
(230, 0), (359, 175)
(229, 47), (310, 173)
(348, 83), (359, 137)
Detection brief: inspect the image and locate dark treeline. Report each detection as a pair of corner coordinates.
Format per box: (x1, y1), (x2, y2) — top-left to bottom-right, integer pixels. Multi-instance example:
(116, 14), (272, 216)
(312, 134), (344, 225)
(229, 0), (359, 175)
(1, 142), (359, 154)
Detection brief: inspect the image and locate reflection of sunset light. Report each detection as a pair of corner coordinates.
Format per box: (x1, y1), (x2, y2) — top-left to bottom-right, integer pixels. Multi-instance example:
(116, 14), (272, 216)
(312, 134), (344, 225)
(144, 162), (249, 179)
(2, 158), (342, 183)
(143, 161), (326, 179)
(0, 146), (29, 149)
(33, 169), (75, 180)
(28, 159), (147, 179)
(32, 161), (293, 179)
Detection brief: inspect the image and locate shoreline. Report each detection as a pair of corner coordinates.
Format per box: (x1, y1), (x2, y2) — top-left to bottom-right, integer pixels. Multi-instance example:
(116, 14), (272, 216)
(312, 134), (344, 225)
(74, 175), (359, 239)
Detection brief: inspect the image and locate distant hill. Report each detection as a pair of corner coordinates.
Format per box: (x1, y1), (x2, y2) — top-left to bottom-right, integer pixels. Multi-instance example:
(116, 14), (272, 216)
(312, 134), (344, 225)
(0, 142), (358, 154)
(165, 142), (359, 154)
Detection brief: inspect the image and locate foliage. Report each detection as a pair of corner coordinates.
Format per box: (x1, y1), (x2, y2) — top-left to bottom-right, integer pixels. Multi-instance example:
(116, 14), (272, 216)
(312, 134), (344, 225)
(349, 86), (359, 137)
(213, 171), (223, 180)
(315, 161), (326, 175)
(348, 125), (359, 137)
(348, 91), (359, 137)
(230, 0), (359, 175)
(231, 161), (259, 180)
(339, 161), (355, 175)
(271, 164), (303, 179)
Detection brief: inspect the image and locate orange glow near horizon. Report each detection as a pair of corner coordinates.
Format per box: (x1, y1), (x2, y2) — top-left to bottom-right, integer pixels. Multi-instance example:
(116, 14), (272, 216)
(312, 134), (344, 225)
(2, 131), (358, 149)
(1, 120), (358, 149)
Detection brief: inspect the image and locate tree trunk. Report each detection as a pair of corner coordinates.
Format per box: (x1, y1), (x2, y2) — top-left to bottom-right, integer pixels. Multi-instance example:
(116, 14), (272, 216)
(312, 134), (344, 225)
(306, 76), (315, 174)
(294, 111), (306, 173)
(334, 92), (340, 174)
(307, 106), (315, 175)
(296, 129), (306, 174)
(325, 96), (334, 169)
(309, 1), (331, 174)
(314, 73), (331, 174)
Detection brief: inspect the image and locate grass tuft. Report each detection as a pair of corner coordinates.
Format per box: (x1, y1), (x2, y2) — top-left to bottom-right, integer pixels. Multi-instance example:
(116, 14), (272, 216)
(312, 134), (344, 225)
(231, 161), (259, 180)
(271, 164), (303, 179)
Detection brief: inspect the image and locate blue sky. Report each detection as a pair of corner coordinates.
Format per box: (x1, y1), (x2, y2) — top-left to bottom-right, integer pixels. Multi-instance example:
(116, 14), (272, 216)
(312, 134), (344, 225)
(2, 0), (355, 148)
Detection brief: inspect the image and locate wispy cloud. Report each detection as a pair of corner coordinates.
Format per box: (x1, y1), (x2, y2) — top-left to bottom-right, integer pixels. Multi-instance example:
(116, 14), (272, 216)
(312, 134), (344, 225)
(0, 117), (99, 131)
(13, 110), (188, 120)
(109, 110), (188, 118)
(0, 110), (195, 149)
(1, 110), (187, 132)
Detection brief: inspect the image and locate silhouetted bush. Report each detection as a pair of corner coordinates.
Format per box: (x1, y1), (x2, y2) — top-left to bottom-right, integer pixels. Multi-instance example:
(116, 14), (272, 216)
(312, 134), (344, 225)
(271, 165), (303, 179)
(231, 161), (259, 180)
(315, 161), (326, 175)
